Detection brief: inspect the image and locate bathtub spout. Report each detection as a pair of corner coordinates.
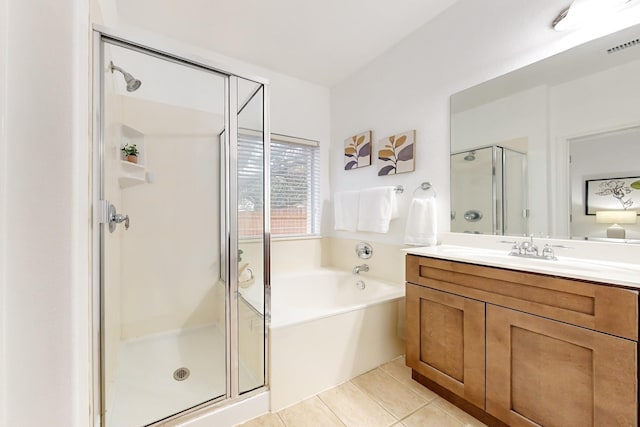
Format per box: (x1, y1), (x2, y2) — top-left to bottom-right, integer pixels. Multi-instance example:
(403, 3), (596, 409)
(352, 264), (369, 274)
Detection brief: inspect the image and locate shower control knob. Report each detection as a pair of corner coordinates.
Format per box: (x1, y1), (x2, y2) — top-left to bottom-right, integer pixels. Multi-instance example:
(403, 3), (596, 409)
(355, 242), (373, 259)
(107, 202), (130, 232)
(113, 214), (130, 230)
(463, 210), (483, 222)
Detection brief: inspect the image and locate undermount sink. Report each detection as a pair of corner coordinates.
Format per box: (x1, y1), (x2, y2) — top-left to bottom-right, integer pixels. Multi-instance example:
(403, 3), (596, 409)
(429, 246), (537, 264)
(433, 246), (507, 258)
(432, 245), (600, 270)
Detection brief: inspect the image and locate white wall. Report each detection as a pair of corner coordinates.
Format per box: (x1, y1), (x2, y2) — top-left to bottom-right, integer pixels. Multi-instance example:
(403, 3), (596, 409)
(330, 0), (640, 245)
(1, 1), (90, 426)
(0, 0), (7, 424)
(452, 86), (546, 153)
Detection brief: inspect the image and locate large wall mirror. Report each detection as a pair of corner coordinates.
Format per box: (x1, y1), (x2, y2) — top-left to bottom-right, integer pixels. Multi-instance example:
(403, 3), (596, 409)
(450, 23), (640, 242)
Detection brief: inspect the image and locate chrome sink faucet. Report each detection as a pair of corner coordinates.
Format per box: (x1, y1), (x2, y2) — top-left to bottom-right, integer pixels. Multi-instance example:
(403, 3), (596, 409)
(353, 264), (369, 274)
(508, 236), (557, 261)
(520, 235), (538, 256)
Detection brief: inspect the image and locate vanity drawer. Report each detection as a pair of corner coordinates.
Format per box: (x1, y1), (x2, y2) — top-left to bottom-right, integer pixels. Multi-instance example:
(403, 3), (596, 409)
(406, 255), (639, 341)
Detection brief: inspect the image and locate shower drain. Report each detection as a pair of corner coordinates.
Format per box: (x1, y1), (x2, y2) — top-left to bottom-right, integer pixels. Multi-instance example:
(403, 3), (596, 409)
(173, 367), (191, 381)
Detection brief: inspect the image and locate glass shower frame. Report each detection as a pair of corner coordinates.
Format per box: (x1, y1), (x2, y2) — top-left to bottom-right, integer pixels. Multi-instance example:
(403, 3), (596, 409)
(91, 28), (271, 426)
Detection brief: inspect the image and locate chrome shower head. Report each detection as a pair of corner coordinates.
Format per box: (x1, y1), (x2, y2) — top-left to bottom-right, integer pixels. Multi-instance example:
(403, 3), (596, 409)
(110, 61), (142, 92)
(464, 151), (476, 161)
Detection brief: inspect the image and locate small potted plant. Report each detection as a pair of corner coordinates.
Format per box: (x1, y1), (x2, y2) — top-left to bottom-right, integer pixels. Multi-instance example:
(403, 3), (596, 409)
(121, 143), (140, 164)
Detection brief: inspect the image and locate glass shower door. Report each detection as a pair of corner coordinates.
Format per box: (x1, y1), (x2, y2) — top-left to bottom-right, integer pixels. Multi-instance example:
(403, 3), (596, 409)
(235, 80), (267, 395)
(100, 40), (228, 426)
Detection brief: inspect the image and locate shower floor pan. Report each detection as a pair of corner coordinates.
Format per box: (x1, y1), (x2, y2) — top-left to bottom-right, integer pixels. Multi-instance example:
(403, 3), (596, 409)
(106, 324), (256, 427)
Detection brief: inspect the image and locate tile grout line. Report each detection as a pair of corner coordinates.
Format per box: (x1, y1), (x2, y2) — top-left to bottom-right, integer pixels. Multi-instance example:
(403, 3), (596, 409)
(371, 366), (437, 410)
(379, 359), (437, 402)
(314, 394), (348, 427)
(315, 377), (362, 426)
(366, 366), (442, 425)
(430, 398), (488, 427)
(275, 411), (287, 427)
(379, 362), (440, 405)
(383, 359), (486, 426)
(271, 360), (404, 427)
(347, 378), (401, 425)
(395, 399), (438, 425)
(367, 365), (459, 426)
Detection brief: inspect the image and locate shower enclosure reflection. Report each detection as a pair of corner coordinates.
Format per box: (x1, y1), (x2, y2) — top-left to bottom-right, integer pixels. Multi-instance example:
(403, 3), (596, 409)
(98, 37), (267, 426)
(451, 145), (527, 235)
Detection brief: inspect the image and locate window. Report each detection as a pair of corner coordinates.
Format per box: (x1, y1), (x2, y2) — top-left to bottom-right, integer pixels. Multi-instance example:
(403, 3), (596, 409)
(271, 135), (320, 236)
(237, 132), (320, 238)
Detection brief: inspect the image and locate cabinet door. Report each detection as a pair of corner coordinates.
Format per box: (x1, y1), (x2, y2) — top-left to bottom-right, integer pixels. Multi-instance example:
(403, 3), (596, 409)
(486, 304), (637, 427)
(406, 283), (485, 408)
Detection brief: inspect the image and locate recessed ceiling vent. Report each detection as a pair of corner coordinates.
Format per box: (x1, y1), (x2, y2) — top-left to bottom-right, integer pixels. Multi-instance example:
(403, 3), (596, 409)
(607, 38), (640, 54)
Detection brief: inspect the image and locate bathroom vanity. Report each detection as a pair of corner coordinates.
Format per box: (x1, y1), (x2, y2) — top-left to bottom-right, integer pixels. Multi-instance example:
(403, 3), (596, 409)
(405, 248), (639, 427)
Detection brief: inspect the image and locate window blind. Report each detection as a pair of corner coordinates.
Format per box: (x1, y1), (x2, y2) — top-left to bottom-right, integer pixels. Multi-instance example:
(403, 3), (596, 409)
(237, 133), (320, 238)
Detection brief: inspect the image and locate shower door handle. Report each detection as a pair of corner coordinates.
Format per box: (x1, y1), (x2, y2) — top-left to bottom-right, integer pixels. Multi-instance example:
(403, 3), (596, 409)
(107, 203), (130, 232)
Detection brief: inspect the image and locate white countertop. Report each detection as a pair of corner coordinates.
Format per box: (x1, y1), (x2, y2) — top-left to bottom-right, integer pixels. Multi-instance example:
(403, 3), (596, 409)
(405, 245), (640, 289)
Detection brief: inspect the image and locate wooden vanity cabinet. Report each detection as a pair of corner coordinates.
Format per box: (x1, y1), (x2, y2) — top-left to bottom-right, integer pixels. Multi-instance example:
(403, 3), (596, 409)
(486, 304), (636, 426)
(406, 284), (485, 408)
(406, 254), (639, 427)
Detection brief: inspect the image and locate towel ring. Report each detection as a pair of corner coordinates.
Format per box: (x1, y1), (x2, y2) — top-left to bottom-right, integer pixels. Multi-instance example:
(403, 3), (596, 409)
(413, 181), (436, 198)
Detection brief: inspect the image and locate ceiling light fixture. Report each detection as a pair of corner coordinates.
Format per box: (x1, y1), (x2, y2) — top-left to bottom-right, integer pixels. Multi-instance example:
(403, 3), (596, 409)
(552, 0), (632, 31)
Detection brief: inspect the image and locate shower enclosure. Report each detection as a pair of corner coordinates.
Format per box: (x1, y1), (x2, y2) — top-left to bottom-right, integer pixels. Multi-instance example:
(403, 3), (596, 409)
(450, 145), (527, 235)
(93, 31), (269, 426)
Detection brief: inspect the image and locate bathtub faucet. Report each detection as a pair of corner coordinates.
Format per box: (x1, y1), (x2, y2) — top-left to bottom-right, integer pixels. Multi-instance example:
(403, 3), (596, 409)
(352, 264), (369, 274)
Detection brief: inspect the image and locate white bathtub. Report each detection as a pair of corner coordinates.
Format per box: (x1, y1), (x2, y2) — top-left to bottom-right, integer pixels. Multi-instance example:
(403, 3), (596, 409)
(269, 268), (405, 411)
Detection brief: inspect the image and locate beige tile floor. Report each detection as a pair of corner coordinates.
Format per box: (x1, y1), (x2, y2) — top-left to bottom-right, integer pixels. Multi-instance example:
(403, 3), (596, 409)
(237, 357), (486, 427)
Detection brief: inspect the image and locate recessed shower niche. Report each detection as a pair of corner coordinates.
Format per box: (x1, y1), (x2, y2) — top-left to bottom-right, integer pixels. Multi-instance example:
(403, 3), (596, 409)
(117, 124), (146, 188)
(95, 33), (269, 426)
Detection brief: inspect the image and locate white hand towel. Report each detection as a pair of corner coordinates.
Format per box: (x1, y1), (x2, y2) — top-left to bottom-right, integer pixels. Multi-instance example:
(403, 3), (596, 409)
(404, 197), (437, 246)
(357, 186), (397, 233)
(334, 190), (360, 231)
